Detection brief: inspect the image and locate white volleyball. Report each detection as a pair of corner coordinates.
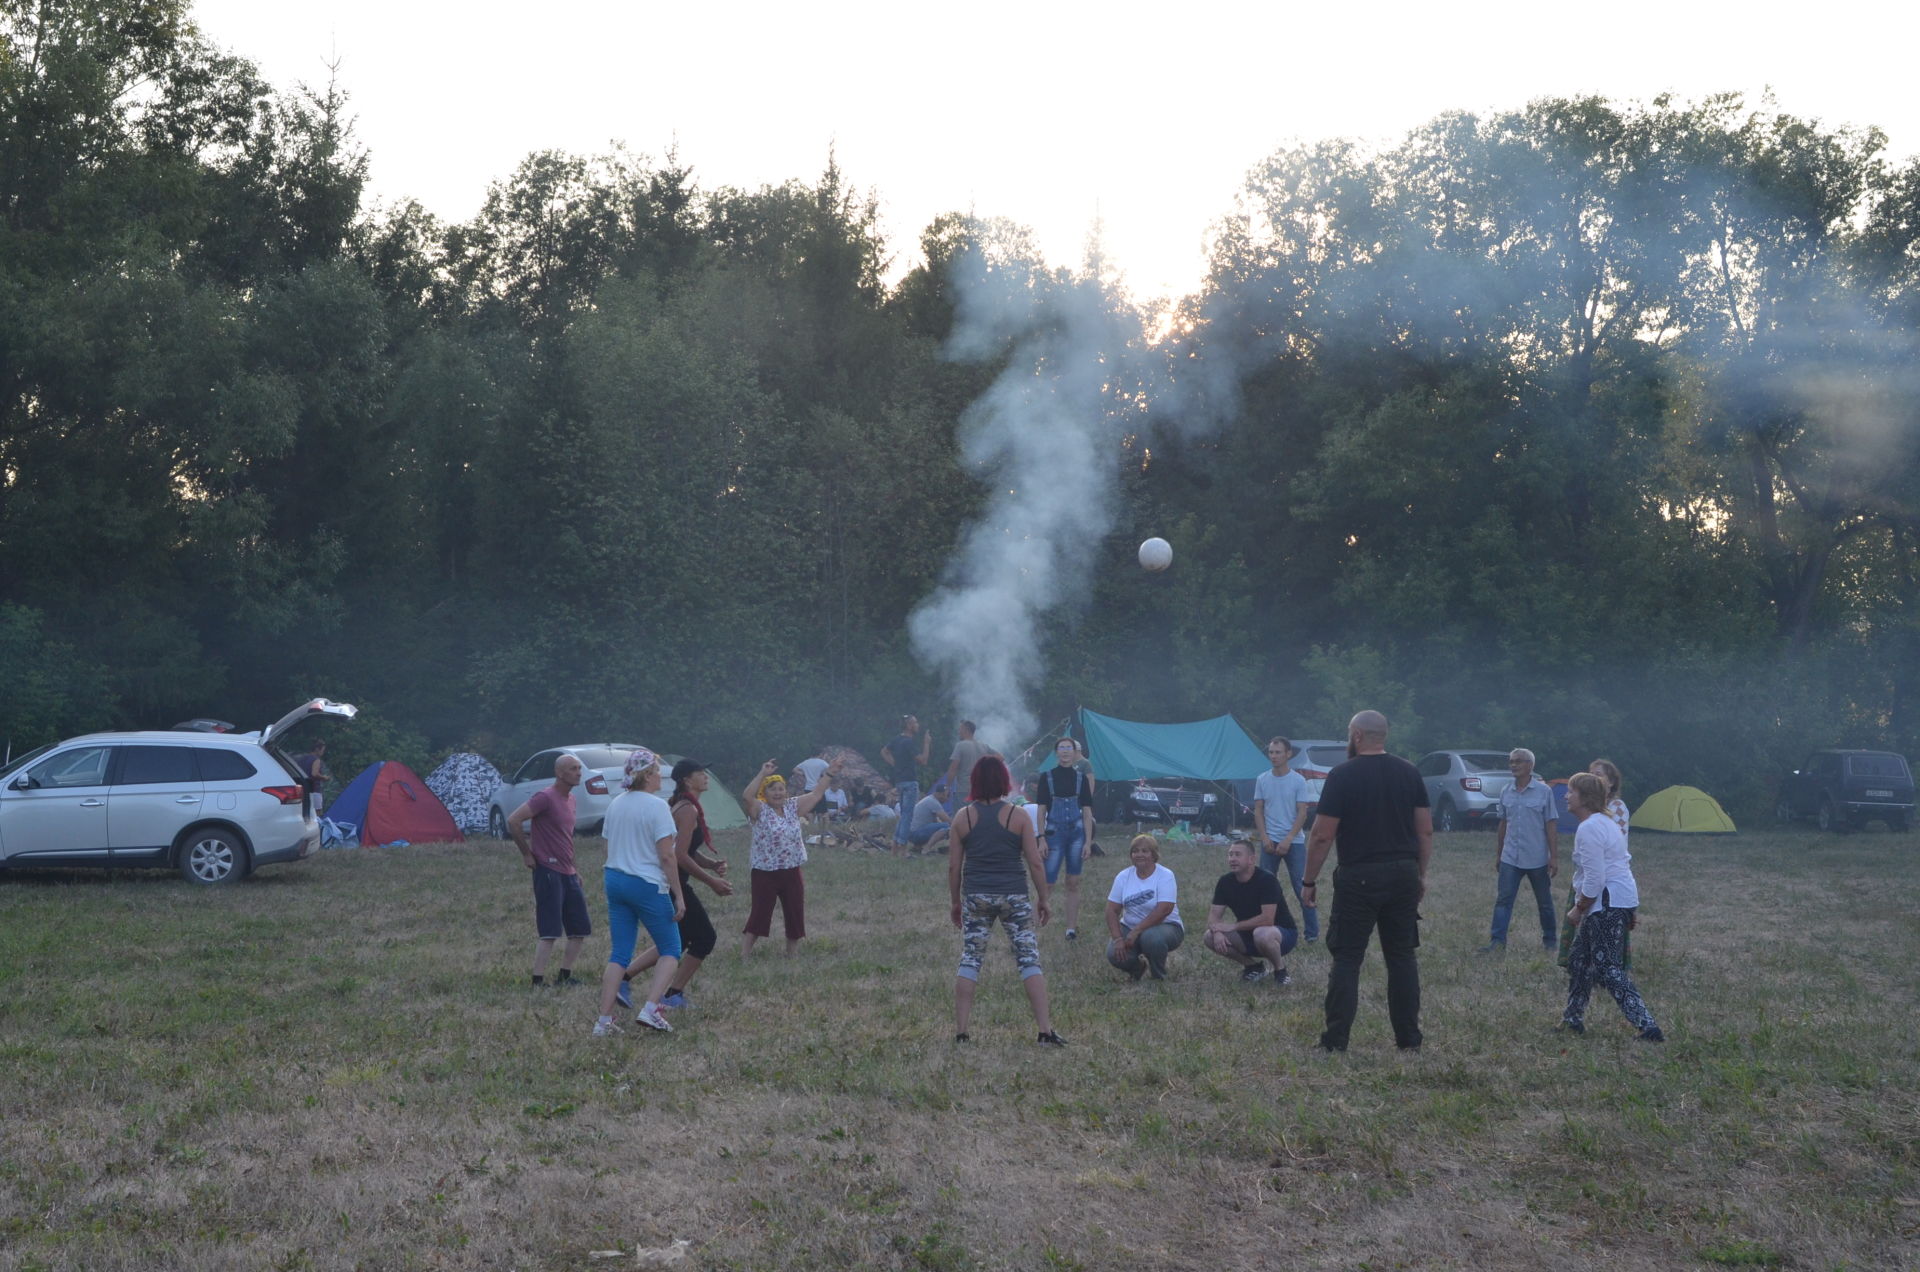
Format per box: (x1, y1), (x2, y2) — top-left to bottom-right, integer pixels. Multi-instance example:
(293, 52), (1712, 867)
(1138, 537), (1173, 571)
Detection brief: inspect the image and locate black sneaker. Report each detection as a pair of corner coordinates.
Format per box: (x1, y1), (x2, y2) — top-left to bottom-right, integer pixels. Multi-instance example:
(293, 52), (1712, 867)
(1271, 966), (1292, 987)
(1636, 1026), (1666, 1043)
(1240, 963), (1268, 983)
(1036, 1031), (1068, 1047)
(1065, 928), (1078, 942)
(953, 1032), (970, 1043)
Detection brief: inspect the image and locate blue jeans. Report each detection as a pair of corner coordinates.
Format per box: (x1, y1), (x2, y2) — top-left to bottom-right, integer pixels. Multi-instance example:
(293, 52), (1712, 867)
(1261, 841), (1319, 941)
(906, 820), (947, 846)
(1044, 801), (1085, 883)
(1490, 862), (1557, 948)
(893, 781), (919, 846)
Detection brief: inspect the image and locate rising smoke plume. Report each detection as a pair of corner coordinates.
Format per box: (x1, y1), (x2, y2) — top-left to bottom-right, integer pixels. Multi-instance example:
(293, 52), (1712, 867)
(906, 241), (1241, 753)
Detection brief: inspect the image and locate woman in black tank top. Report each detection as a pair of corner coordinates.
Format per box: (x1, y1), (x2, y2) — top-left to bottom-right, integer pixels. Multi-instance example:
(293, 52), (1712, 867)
(946, 757), (1066, 1046)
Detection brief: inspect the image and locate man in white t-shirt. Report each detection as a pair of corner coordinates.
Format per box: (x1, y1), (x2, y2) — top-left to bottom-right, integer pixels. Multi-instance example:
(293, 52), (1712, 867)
(794, 753), (830, 793)
(1254, 735), (1317, 942)
(1104, 836), (1185, 980)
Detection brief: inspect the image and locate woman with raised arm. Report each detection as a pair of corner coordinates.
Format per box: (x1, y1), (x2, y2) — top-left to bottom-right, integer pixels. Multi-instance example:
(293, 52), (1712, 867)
(740, 758), (837, 957)
(948, 755), (1065, 1046)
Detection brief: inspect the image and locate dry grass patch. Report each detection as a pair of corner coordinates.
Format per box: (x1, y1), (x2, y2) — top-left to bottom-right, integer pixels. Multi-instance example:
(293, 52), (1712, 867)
(2, 825), (1917, 1270)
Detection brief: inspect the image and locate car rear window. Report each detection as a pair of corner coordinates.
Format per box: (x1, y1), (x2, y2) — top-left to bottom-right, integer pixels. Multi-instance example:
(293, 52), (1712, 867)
(1302, 746), (1347, 770)
(569, 748), (631, 770)
(115, 745), (200, 786)
(196, 749), (259, 781)
(1847, 754), (1911, 779)
(1461, 753), (1512, 773)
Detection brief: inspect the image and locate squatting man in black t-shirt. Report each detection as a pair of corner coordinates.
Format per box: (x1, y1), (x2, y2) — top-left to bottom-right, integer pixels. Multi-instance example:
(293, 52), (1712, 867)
(1202, 841), (1299, 985)
(1301, 710), (1433, 1052)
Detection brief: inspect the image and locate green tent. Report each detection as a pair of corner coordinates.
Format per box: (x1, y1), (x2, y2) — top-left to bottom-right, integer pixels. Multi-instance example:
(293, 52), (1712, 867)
(1043, 709), (1268, 780)
(1631, 785), (1736, 835)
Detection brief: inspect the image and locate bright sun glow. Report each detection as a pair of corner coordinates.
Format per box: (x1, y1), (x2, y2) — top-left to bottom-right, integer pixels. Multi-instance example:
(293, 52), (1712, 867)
(190, 1), (1920, 302)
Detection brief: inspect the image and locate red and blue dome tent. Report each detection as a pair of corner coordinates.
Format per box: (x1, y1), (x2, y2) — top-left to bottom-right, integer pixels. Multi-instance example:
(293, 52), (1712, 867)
(329, 761), (463, 846)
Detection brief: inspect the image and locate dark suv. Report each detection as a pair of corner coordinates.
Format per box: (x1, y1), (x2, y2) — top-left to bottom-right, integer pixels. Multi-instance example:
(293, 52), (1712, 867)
(1776, 750), (1914, 832)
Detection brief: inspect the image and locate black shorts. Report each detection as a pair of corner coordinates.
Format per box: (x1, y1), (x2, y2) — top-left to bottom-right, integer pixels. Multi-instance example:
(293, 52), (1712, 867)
(677, 877), (718, 959)
(532, 866), (592, 939)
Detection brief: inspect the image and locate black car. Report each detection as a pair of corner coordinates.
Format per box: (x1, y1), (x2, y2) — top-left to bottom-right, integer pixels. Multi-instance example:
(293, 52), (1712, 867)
(1776, 750), (1914, 832)
(1095, 778), (1232, 833)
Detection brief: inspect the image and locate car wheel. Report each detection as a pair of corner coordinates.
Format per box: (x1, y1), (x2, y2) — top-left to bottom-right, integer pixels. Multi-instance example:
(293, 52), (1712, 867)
(1891, 813), (1909, 833)
(1817, 799), (1842, 833)
(489, 808), (509, 839)
(1774, 798), (1795, 824)
(1436, 798), (1458, 833)
(178, 829), (248, 885)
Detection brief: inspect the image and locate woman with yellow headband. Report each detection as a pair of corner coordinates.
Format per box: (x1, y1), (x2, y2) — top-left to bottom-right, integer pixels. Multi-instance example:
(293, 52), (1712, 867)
(741, 757), (839, 956)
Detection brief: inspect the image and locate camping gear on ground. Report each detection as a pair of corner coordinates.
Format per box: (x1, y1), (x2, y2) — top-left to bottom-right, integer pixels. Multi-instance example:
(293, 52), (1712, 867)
(424, 752), (504, 834)
(329, 761), (464, 846)
(1632, 785), (1737, 834)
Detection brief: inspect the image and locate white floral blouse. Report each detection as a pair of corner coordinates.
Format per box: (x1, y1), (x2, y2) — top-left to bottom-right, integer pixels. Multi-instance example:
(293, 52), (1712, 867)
(750, 801), (808, 871)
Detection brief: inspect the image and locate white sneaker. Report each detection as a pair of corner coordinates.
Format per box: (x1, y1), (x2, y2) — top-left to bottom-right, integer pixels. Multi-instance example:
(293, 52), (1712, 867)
(592, 1018), (623, 1037)
(636, 1002), (674, 1033)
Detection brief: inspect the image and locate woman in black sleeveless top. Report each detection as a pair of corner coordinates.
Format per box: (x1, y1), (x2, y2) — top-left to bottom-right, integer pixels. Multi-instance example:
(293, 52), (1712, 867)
(947, 756), (1065, 1045)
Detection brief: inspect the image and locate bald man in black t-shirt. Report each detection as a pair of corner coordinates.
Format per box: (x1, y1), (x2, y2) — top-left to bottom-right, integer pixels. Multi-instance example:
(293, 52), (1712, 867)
(1300, 710), (1432, 1052)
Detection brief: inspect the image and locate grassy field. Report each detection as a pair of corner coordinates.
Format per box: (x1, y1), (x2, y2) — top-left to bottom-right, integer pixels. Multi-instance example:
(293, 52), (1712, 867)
(2, 823), (1917, 1271)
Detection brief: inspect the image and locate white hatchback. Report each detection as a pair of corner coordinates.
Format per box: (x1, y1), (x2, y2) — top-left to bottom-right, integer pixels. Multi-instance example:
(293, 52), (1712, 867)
(0, 699), (357, 885)
(486, 744), (645, 838)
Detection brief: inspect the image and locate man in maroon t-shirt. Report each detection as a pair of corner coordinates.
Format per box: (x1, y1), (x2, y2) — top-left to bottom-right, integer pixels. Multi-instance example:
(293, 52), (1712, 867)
(507, 753), (591, 986)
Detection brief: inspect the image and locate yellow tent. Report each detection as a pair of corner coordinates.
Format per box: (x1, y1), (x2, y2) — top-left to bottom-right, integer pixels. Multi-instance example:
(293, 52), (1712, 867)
(1631, 785), (1736, 834)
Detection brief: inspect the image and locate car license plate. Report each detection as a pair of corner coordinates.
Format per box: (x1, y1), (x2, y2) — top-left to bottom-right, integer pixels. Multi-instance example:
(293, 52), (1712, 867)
(1865, 789), (1893, 799)
(1170, 801), (1200, 816)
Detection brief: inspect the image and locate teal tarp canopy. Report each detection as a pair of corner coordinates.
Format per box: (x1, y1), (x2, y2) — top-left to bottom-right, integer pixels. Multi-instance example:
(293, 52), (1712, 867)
(1044, 709), (1268, 781)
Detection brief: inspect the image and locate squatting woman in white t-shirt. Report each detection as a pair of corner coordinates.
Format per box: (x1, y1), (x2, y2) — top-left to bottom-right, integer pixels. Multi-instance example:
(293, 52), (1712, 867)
(1104, 835), (1185, 980)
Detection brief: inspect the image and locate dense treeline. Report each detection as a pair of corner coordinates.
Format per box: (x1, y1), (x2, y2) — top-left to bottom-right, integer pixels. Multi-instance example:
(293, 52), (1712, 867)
(3, 2), (1917, 813)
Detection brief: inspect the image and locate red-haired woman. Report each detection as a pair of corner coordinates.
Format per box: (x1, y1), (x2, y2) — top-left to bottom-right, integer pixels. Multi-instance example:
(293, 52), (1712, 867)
(947, 756), (1065, 1045)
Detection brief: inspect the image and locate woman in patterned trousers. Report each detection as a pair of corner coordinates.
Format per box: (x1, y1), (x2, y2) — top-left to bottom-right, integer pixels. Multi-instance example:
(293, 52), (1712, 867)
(947, 756), (1065, 1046)
(1561, 772), (1664, 1042)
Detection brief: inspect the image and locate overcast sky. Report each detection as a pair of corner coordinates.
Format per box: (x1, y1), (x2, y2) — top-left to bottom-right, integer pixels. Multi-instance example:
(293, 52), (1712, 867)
(191, 0), (1920, 300)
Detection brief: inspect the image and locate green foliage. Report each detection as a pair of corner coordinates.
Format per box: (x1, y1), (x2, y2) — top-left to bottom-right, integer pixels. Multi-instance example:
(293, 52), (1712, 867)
(0, 10), (1914, 816)
(0, 605), (117, 751)
(1303, 645), (1424, 754)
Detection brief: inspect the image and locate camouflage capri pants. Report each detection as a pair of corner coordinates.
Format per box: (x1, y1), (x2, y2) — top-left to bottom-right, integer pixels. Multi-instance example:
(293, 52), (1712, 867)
(957, 893), (1043, 982)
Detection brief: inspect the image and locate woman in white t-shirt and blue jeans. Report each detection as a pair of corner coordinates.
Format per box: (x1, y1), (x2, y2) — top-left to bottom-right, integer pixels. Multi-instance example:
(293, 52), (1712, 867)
(595, 748), (686, 1036)
(1105, 835), (1185, 979)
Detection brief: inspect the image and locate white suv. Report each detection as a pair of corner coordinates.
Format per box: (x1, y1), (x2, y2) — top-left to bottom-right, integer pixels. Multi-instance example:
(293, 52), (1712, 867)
(0, 699), (357, 885)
